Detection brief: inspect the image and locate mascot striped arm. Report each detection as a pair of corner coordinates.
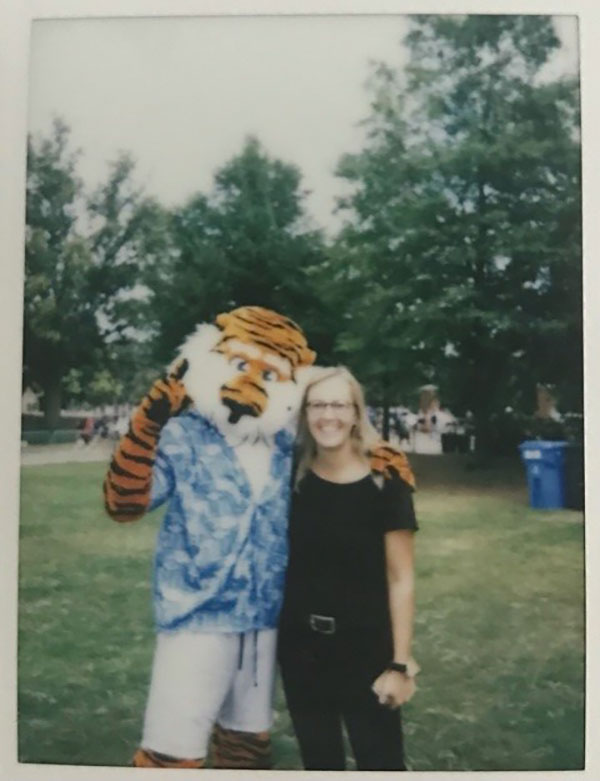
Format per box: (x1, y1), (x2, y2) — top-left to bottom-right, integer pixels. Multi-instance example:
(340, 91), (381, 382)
(104, 306), (316, 769)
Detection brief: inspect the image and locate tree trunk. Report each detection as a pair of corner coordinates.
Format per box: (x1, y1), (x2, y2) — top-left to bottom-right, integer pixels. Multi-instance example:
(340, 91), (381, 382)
(42, 376), (62, 429)
(382, 404), (390, 441)
(381, 374), (391, 441)
(469, 384), (501, 457)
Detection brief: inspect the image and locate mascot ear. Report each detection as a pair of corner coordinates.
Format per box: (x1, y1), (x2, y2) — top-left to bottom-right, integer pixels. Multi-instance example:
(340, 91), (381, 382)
(215, 311), (231, 330)
(299, 346), (317, 367)
(295, 364), (326, 392)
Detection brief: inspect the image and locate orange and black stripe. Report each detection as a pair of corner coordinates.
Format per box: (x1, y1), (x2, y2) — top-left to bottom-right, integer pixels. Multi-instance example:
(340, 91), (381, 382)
(215, 306), (316, 369)
(369, 442), (416, 490)
(103, 361), (190, 523)
(220, 375), (267, 418)
(132, 747), (205, 768)
(211, 724), (272, 770)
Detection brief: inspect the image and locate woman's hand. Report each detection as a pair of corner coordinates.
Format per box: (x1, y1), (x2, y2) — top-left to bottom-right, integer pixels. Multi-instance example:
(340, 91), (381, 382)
(372, 669), (417, 709)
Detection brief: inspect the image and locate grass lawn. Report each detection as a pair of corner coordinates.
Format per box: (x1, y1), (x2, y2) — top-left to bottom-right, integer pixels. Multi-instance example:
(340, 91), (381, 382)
(18, 455), (584, 770)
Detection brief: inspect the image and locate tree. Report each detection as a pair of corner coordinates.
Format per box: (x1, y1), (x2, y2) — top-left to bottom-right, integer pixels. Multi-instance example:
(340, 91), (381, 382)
(23, 120), (101, 426)
(334, 16), (581, 447)
(87, 154), (171, 341)
(24, 121), (167, 426)
(61, 336), (162, 410)
(149, 137), (330, 362)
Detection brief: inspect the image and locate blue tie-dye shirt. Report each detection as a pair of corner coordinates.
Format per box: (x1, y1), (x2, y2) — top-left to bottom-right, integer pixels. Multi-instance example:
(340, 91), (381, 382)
(148, 410), (295, 633)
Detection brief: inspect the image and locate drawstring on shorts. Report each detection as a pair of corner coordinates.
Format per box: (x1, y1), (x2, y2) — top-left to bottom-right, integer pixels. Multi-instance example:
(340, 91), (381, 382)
(237, 630), (259, 687)
(252, 629), (258, 687)
(237, 632), (245, 670)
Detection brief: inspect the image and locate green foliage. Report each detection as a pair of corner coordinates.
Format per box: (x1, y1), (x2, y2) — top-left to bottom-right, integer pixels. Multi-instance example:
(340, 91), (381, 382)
(85, 369), (123, 407)
(24, 127), (331, 411)
(88, 157), (171, 340)
(333, 16), (582, 446)
(148, 137), (328, 362)
(24, 19), (582, 443)
(24, 122), (166, 424)
(24, 120), (100, 426)
(18, 458), (584, 769)
(522, 412), (584, 445)
(104, 339), (164, 405)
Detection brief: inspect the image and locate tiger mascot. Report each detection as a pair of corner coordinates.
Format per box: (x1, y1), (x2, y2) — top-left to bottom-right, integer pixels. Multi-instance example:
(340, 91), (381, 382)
(103, 305), (415, 769)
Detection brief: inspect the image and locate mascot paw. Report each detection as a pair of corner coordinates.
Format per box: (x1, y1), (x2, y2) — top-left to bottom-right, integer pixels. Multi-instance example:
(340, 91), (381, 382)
(142, 359), (192, 427)
(369, 442), (416, 489)
(132, 747), (205, 768)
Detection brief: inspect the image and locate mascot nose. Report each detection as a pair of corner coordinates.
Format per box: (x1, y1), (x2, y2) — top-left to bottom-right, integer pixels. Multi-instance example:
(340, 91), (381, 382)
(222, 397), (260, 424)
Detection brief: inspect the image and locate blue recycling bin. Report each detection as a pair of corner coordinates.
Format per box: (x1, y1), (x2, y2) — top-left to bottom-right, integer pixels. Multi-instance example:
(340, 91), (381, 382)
(518, 440), (568, 509)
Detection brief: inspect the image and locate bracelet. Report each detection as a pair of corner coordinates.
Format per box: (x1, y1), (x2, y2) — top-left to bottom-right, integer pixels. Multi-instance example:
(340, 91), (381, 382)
(387, 662), (408, 675)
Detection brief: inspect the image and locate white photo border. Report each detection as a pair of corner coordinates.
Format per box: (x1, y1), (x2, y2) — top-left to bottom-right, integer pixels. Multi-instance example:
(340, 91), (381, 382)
(1, 1), (598, 779)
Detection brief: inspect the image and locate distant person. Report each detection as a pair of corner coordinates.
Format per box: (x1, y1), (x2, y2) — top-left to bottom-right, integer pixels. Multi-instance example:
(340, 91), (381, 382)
(78, 416), (95, 446)
(391, 408), (410, 441)
(110, 414), (129, 440)
(94, 415), (109, 440)
(278, 367), (419, 771)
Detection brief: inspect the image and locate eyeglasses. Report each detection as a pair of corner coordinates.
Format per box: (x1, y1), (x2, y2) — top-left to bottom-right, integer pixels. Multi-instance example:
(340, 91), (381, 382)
(305, 401), (355, 414)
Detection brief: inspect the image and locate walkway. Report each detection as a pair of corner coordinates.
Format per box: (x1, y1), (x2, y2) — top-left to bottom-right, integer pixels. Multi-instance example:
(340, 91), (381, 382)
(20, 440), (115, 466)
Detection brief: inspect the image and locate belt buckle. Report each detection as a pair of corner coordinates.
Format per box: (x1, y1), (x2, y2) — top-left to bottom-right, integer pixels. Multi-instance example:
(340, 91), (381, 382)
(309, 613), (336, 635)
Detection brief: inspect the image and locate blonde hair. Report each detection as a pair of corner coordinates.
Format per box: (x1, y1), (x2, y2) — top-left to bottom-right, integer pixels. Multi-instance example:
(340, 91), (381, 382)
(294, 366), (380, 489)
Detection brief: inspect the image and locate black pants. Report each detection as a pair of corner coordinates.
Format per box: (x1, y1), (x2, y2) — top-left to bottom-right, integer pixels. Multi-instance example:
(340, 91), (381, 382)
(278, 623), (406, 771)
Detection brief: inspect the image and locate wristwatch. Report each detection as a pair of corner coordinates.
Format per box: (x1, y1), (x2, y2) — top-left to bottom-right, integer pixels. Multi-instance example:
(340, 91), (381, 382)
(387, 662), (408, 675)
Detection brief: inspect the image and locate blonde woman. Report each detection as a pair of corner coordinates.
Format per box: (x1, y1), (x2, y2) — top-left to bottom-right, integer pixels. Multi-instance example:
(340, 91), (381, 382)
(278, 367), (418, 771)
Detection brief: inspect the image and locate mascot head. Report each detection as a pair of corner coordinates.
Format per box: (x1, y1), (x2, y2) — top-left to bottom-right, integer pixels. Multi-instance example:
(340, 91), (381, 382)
(171, 306), (316, 440)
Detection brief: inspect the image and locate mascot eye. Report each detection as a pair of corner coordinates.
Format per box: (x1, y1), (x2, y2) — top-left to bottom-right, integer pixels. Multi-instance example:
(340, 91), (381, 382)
(231, 357), (248, 372)
(262, 369), (279, 382)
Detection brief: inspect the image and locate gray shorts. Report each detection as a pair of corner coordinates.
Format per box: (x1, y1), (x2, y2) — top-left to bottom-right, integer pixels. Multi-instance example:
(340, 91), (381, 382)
(141, 627), (277, 759)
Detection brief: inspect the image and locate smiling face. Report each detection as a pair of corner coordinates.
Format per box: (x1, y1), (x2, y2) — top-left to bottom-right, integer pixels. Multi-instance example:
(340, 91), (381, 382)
(305, 374), (357, 452)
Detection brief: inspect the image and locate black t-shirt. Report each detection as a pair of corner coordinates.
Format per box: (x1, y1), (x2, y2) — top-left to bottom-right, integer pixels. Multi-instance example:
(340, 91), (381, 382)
(281, 470), (418, 631)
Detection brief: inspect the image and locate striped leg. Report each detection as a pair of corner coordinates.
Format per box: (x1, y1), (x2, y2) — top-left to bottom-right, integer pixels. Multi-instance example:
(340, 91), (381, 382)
(132, 747), (205, 768)
(211, 724), (272, 769)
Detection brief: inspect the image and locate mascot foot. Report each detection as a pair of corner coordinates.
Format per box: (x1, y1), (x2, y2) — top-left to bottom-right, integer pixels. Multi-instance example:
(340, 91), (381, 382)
(132, 747), (205, 768)
(211, 724), (272, 769)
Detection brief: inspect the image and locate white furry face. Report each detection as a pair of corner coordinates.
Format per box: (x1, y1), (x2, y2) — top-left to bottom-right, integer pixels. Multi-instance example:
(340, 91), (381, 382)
(170, 323), (308, 441)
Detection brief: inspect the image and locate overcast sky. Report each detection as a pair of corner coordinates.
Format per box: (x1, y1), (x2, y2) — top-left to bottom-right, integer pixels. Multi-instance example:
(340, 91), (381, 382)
(27, 14), (578, 233)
